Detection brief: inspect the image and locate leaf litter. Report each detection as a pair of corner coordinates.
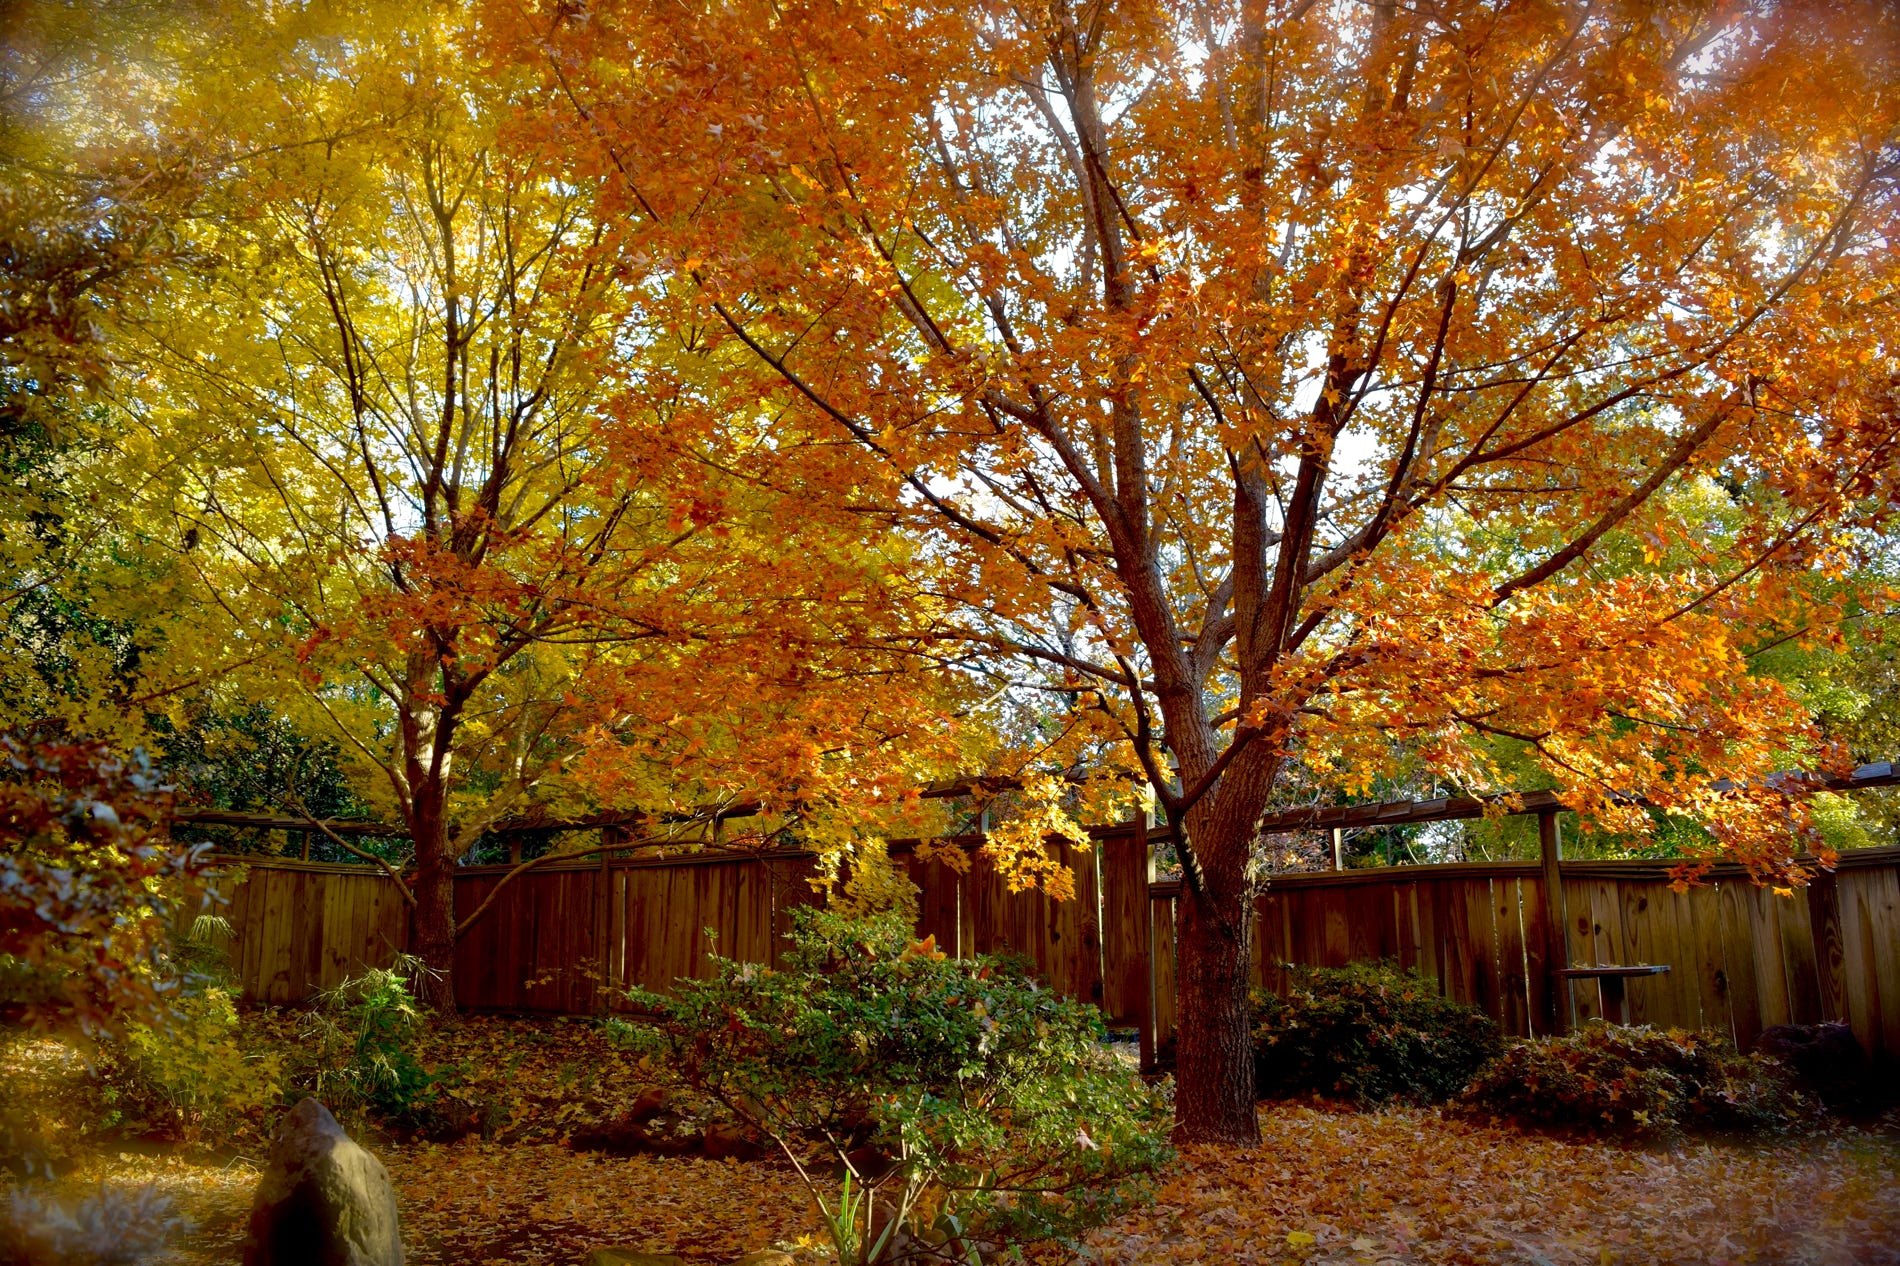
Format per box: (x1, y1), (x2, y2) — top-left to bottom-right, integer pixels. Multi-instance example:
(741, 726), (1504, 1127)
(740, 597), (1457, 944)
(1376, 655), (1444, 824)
(13, 1016), (1898, 1265)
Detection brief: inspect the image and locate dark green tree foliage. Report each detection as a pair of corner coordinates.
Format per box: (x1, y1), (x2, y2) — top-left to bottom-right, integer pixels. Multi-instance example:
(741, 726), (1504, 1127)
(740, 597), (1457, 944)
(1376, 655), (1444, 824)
(1251, 962), (1503, 1105)
(1464, 1023), (1808, 1138)
(627, 910), (1171, 1265)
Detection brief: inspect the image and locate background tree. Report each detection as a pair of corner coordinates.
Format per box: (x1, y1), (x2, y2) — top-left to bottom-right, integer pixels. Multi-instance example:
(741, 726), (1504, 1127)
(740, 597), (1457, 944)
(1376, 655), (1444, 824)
(62, 0), (973, 1005)
(530, 0), (1900, 1139)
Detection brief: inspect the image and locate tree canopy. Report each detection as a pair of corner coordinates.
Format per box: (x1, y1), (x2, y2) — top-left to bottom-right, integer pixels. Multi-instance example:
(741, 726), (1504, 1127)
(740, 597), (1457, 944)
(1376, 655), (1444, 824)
(521, 0), (1900, 1138)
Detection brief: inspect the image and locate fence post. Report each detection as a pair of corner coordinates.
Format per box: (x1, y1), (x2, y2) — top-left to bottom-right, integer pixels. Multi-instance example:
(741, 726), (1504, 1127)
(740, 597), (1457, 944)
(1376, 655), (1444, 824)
(1138, 822), (1157, 1073)
(1539, 809), (1571, 1034)
(595, 828), (614, 1014)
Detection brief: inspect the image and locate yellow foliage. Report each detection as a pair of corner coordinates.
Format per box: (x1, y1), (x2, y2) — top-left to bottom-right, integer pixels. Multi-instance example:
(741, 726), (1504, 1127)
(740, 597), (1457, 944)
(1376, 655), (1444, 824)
(109, 988), (282, 1142)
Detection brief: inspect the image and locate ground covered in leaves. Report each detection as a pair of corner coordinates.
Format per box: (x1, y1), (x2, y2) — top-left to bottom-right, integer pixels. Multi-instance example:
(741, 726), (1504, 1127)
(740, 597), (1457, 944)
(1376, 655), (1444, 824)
(38, 1104), (1900, 1266)
(1090, 1103), (1900, 1266)
(8, 1015), (1900, 1265)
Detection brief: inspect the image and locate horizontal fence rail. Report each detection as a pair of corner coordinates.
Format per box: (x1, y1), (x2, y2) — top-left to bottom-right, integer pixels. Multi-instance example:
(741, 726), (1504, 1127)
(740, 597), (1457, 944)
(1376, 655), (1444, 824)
(196, 834), (1900, 1067)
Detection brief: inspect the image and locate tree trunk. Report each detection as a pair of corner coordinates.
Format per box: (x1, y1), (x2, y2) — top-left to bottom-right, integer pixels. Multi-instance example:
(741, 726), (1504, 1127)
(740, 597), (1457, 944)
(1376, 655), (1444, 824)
(408, 812), (458, 1013)
(1171, 838), (1259, 1144)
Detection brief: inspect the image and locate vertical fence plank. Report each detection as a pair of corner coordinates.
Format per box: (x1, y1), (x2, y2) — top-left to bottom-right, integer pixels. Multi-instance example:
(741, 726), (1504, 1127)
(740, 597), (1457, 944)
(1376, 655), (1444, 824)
(1864, 866), (1900, 1060)
(1717, 882), (1764, 1050)
(1778, 885), (1824, 1024)
(1495, 878), (1531, 1038)
(1838, 866), (1900, 1061)
(1686, 886), (1733, 1042)
(1519, 877), (1551, 1038)
(1807, 870), (1849, 1024)
(1150, 895), (1177, 1057)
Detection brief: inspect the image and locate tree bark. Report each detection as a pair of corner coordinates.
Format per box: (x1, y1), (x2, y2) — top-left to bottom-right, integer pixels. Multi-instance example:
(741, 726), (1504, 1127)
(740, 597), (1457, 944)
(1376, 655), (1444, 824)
(1170, 814), (1260, 1145)
(407, 801), (458, 1012)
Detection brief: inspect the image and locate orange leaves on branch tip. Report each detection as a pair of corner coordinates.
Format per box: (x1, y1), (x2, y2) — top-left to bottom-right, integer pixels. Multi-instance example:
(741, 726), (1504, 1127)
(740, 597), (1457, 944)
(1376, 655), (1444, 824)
(899, 933), (945, 962)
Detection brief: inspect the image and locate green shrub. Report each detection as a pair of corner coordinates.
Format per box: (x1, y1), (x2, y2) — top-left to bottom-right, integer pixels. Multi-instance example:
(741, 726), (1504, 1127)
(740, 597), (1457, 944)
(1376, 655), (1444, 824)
(626, 909), (1172, 1266)
(1251, 961), (1503, 1104)
(292, 956), (440, 1127)
(1463, 1022), (1809, 1137)
(98, 985), (282, 1143)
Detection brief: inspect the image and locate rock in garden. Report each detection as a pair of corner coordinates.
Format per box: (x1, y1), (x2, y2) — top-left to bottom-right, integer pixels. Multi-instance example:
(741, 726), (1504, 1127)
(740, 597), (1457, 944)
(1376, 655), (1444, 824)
(244, 1098), (404, 1266)
(581, 1250), (687, 1266)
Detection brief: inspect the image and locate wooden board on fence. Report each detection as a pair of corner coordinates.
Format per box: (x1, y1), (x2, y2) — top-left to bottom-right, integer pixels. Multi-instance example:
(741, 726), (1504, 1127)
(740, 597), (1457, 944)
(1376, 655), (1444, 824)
(1520, 875), (1552, 1038)
(1098, 829), (1149, 1027)
(1494, 878), (1530, 1038)
(1716, 881), (1764, 1048)
(1838, 866), (1900, 1060)
(1685, 885), (1732, 1040)
(1778, 884), (1825, 1025)
(1150, 895), (1177, 1054)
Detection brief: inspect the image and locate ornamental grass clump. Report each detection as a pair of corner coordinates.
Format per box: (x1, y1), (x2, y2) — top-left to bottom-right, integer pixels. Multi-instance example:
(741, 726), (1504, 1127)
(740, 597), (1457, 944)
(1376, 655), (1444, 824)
(624, 909), (1172, 1265)
(1464, 1021), (1810, 1138)
(1251, 961), (1503, 1105)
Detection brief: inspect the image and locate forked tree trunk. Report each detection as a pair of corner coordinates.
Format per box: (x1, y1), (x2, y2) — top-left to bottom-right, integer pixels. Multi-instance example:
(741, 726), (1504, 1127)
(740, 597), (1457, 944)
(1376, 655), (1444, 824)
(1171, 816), (1260, 1144)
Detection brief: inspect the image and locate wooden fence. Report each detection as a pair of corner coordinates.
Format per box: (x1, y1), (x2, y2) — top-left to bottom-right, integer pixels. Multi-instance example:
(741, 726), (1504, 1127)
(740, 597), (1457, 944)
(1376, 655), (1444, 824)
(202, 835), (1114, 1016)
(1149, 845), (1900, 1062)
(201, 833), (1900, 1065)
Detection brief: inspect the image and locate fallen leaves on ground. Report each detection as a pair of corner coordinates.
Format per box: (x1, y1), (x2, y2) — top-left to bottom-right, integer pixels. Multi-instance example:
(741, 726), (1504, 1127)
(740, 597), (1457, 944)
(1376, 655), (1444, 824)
(47, 1101), (1900, 1266)
(13, 1017), (1900, 1266)
(1081, 1102), (1900, 1266)
(82, 1143), (822, 1265)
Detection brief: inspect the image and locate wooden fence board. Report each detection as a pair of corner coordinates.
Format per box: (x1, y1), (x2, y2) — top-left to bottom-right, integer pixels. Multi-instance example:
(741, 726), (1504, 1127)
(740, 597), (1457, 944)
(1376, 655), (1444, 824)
(1150, 896), (1177, 1053)
(1778, 887), (1825, 1025)
(1839, 866), (1900, 1059)
(1808, 870), (1850, 1024)
(1495, 879), (1530, 1039)
(1872, 867), (1900, 1059)
(1686, 886), (1731, 1040)
(1520, 877), (1552, 1037)
(1717, 882), (1763, 1048)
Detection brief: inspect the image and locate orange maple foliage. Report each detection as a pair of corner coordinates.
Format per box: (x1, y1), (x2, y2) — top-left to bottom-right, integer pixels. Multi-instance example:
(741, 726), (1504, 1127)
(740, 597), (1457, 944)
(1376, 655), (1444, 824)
(504, 0), (1900, 1139)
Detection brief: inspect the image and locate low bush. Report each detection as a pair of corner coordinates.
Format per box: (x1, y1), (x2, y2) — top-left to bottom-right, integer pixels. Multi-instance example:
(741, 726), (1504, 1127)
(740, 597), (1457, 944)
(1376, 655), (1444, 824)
(1251, 961), (1503, 1104)
(1463, 1022), (1809, 1137)
(625, 909), (1173, 1265)
(291, 956), (443, 1130)
(98, 985), (282, 1143)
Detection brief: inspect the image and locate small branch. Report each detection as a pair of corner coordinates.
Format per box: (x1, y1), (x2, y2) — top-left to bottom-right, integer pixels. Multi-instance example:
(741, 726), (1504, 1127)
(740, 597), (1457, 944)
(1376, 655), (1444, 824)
(284, 769), (417, 906)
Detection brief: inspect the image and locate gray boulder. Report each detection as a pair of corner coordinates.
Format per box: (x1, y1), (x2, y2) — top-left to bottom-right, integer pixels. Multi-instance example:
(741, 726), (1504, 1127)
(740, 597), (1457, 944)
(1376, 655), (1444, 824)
(243, 1099), (403, 1266)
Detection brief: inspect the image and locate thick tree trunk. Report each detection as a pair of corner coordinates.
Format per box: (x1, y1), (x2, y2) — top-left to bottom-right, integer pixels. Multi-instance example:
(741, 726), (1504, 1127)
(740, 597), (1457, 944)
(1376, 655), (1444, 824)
(1171, 826), (1260, 1144)
(408, 809), (458, 1013)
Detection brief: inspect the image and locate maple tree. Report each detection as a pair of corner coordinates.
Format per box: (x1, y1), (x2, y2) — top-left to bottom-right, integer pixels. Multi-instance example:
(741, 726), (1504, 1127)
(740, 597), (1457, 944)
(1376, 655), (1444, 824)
(15, 0), (975, 1006)
(523, 0), (1900, 1140)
